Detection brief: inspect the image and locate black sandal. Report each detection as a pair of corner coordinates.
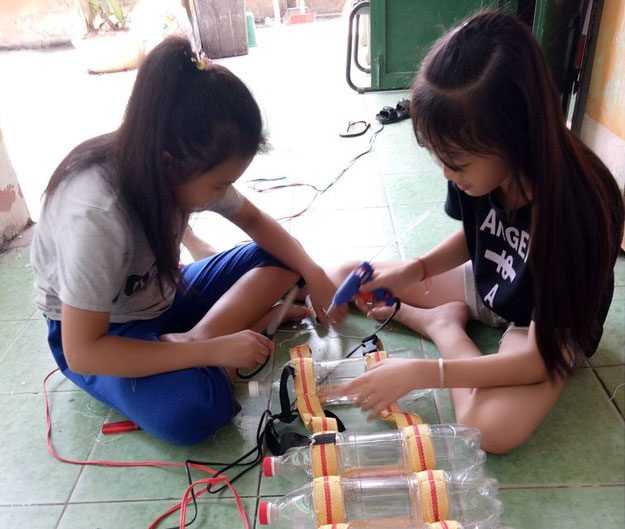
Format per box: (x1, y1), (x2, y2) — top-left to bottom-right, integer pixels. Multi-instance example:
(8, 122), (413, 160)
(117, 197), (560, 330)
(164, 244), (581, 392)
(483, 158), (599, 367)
(375, 99), (411, 124)
(375, 106), (399, 124)
(339, 120), (371, 137)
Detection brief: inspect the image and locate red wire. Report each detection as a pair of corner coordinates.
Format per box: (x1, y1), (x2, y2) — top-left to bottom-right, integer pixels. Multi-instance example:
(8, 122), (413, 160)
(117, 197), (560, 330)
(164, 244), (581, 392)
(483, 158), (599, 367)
(43, 369), (250, 529)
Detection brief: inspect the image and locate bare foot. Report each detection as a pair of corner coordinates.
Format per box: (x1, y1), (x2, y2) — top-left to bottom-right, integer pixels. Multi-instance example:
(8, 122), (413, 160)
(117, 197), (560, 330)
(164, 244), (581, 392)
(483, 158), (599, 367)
(160, 305), (312, 343)
(367, 301), (469, 341)
(257, 303), (312, 332)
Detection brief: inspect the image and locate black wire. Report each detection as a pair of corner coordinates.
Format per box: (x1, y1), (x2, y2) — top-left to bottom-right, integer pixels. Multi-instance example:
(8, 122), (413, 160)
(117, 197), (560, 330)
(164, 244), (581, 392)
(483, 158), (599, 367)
(235, 355), (270, 379)
(165, 409), (275, 529)
(345, 300), (400, 358)
(248, 124), (385, 223)
(168, 298), (399, 529)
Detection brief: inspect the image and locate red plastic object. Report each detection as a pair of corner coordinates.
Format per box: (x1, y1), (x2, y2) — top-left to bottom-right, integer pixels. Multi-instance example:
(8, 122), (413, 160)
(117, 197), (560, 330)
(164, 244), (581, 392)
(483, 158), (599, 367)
(101, 420), (140, 434)
(258, 501), (269, 525)
(262, 457), (274, 477)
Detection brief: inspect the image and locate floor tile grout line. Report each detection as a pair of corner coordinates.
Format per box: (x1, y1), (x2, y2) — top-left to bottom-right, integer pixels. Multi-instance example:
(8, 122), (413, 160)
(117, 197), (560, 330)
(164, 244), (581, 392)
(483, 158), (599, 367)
(589, 365), (625, 420)
(0, 388), (84, 397)
(53, 405), (113, 529)
(0, 319), (28, 361)
(3, 483), (624, 509)
(0, 494), (268, 509)
(497, 483), (625, 490)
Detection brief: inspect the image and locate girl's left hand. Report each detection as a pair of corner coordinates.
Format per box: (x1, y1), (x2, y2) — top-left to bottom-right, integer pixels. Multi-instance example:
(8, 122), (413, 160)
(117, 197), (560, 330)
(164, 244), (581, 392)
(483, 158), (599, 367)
(339, 358), (421, 421)
(305, 268), (348, 326)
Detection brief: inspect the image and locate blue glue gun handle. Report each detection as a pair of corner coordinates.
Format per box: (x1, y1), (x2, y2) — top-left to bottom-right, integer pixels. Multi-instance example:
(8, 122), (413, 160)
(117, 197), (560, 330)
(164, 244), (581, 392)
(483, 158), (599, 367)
(332, 271), (362, 306)
(370, 287), (398, 306)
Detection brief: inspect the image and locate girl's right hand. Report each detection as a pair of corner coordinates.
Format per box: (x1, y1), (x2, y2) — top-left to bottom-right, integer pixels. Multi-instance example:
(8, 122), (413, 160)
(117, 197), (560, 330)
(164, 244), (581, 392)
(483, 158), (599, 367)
(213, 330), (274, 369)
(360, 259), (424, 296)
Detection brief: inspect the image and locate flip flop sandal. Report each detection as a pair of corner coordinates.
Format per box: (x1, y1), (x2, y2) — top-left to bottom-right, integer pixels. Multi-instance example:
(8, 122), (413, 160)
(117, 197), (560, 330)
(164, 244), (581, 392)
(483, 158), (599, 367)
(339, 120), (371, 137)
(375, 106), (399, 124)
(395, 99), (411, 120)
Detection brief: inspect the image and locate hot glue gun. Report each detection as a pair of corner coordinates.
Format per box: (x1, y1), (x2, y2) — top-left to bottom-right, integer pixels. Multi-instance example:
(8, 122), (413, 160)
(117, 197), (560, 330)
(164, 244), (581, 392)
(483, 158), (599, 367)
(325, 261), (397, 317)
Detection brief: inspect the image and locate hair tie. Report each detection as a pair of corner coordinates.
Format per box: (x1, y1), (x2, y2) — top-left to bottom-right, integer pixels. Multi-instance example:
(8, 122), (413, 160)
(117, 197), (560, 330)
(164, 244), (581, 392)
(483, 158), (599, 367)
(191, 50), (213, 71)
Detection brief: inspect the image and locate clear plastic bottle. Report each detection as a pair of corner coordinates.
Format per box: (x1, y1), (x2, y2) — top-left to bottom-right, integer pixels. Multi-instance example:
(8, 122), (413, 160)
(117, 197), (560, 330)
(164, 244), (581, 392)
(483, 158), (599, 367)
(258, 472), (502, 528)
(263, 424), (485, 480)
(331, 523), (515, 529)
(248, 349), (432, 405)
(302, 520), (514, 529)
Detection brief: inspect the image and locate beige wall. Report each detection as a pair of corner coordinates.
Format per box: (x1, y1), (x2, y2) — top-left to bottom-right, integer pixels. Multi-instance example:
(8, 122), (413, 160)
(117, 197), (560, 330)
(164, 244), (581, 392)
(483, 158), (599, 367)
(0, 129), (31, 246)
(246, 0), (345, 21)
(0, 0), (139, 48)
(581, 0), (625, 189)
(0, 0), (84, 47)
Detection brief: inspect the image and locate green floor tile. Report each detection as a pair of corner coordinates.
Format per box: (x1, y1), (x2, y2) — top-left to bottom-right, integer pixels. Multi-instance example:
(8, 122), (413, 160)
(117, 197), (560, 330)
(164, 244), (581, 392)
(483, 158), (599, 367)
(313, 161), (388, 211)
(57, 498), (257, 529)
(0, 260), (37, 321)
(466, 321), (506, 355)
(0, 391), (107, 504)
(290, 206), (395, 249)
(0, 319), (59, 394)
(0, 505), (63, 529)
(0, 319), (26, 352)
(373, 121), (424, 175)
(595, 365), (625, 416)
(615, 254), (625, 286)
(592, 286), (625, 366)
(71, 384), (268, 502)
(384, 168), (448, 206)
(0, 245), (31, 269)
(392, 204), (462, 258)
(485, 370), (625, 485)
(499, 486), (625, 529)
(434, 387), (457, 424)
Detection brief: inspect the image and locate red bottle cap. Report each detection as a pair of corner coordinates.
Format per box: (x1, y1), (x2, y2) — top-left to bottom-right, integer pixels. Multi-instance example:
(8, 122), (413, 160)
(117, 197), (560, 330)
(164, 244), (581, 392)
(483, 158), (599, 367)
(258, 501), (269, 525)
(262, 457), (274, 477)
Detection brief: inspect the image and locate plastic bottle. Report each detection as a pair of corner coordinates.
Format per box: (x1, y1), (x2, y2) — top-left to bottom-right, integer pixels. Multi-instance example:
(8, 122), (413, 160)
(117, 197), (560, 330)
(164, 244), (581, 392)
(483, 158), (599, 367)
(286, 520), (514, 529)
(263, 424), (485, 480)
(258, 471), (502, 528)
(248, 349), (432, 405)
(318, 524), (515, 529)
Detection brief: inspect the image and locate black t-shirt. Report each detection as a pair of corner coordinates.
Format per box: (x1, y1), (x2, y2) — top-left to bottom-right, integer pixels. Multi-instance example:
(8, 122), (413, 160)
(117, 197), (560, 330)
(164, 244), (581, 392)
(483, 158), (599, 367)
(445, 181), (534, 325)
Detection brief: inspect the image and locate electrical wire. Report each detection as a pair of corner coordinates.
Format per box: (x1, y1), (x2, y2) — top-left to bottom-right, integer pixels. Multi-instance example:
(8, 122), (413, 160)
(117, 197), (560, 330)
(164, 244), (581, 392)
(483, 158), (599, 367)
(42, 369), (249, 529)
(247, 124), (385, 223)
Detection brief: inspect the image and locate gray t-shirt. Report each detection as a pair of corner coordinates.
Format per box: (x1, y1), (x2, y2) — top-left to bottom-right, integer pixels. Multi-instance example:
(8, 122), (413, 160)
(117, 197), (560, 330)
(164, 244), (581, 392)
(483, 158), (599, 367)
(31, 165), (244, 323)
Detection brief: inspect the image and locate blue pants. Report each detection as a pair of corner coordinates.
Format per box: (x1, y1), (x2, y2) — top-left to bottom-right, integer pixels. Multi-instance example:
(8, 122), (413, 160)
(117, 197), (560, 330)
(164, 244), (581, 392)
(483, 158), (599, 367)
(46, 243), (287, 445)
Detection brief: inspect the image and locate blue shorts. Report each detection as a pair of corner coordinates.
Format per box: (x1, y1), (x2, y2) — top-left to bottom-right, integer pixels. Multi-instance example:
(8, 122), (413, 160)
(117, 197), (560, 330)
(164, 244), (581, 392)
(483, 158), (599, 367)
(46, 243), (288, 445)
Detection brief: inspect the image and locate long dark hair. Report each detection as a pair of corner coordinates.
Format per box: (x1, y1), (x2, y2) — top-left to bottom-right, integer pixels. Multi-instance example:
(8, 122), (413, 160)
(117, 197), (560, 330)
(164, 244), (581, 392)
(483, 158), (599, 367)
(44, 37), (268, 292)
(411, 11), (624, 375)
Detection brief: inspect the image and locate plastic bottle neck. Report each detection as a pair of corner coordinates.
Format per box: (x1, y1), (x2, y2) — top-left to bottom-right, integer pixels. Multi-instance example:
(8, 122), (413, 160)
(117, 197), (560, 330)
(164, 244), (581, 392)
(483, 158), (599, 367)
(258, 501), (278, 525)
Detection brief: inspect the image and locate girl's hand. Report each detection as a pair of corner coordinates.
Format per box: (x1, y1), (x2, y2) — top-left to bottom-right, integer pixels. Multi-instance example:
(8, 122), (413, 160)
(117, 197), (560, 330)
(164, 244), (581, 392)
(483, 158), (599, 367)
(360, 259), (424, 298)
(212, 330), (274, 369)
(305, 268), (348, 326)
(338, 358), (424, 421)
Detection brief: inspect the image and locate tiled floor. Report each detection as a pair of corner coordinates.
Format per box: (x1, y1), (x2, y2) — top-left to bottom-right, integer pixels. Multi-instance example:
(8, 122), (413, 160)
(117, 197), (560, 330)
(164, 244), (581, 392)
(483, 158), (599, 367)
(1, 18), (624, 529)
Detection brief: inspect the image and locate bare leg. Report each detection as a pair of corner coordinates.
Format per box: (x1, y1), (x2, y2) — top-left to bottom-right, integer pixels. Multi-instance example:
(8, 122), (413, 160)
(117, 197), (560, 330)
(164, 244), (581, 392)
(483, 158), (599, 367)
(453, 328), (566, 453)
(330, 262), (565, 452)
(162, 266), (300, 342)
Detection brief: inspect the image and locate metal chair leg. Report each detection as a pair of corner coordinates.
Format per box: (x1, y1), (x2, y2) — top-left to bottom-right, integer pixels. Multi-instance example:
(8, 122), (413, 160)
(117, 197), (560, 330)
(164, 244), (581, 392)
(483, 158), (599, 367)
(346, 1), (372, 93)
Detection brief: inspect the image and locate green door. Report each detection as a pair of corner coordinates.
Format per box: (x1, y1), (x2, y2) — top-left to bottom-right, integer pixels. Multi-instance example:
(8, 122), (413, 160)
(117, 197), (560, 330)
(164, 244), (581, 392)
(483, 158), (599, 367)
(370, 0), (517, 89)
(532, 0), (585, 114)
